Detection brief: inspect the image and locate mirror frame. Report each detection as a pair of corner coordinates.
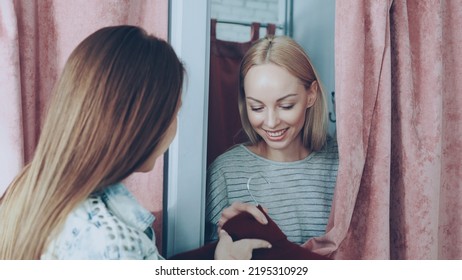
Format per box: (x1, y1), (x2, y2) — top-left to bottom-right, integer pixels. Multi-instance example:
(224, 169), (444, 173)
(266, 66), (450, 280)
(164, 0), (210, 258)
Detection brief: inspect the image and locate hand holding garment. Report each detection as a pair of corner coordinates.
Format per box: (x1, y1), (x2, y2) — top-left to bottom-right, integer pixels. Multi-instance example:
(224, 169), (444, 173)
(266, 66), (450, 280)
(170, 205), (329, 260)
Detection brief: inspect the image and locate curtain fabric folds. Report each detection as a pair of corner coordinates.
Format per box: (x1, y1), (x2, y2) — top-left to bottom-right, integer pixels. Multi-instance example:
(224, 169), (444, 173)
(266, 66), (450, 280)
(0, 0), (168, 251)
(304, 0), (461, 259)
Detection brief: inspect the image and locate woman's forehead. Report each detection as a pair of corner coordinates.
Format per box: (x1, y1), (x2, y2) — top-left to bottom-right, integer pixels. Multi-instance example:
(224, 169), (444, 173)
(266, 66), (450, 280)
(244, 64), (304, 101)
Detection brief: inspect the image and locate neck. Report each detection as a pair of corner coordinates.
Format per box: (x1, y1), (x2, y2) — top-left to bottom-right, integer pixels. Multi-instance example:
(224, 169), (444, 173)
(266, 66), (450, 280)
(253, 140), (310, 162)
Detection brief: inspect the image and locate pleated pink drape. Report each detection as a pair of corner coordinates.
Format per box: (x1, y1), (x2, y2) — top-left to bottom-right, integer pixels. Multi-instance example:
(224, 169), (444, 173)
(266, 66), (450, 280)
(0, 0), (168, 251)
(304, 0), (461, 259)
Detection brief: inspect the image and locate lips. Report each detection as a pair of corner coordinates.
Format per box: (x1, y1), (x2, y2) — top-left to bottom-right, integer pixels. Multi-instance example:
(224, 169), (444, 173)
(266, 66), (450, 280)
(264, 128), (288, 140)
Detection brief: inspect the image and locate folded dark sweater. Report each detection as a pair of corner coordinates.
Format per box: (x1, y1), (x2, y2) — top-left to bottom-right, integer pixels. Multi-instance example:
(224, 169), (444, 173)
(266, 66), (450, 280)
(170, 206), (329, 260)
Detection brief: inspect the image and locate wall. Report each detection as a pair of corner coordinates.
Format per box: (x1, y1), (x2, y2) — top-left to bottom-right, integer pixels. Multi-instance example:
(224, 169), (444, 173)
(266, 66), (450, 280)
(293, 0), (336, 136)
(210, 0), (284, 42)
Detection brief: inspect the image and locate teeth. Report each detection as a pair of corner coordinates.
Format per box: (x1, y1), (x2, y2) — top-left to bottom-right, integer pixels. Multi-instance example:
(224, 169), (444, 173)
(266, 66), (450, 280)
(267, 129), (286, 137)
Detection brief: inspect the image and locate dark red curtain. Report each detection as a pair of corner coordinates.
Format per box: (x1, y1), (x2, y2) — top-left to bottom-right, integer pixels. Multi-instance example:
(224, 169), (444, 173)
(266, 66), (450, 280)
(207, 19), (275, 166)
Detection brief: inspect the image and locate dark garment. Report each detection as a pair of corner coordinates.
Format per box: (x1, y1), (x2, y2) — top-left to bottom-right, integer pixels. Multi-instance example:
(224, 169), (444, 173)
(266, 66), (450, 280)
(170, 205), (329, 260)
(207, 19), (276, 166)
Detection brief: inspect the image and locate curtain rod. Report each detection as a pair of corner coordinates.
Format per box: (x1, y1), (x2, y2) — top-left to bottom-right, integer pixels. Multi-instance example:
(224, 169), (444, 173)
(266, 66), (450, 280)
(214, 19), (284, 30)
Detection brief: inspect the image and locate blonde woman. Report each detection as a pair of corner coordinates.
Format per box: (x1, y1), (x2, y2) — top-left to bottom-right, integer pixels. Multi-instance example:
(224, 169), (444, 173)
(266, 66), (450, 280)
(0, 25), (270, 260)
(206, 36), (339, 254)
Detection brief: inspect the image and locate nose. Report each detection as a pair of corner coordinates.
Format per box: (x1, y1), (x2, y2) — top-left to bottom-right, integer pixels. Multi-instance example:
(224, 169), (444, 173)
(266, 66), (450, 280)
(265, 109), (279, 128)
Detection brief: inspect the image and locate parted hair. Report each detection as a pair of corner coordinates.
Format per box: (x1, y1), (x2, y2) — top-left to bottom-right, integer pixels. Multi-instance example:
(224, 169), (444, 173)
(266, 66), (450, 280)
(0, 25), (184, 259)
(238, 35), (328, 151)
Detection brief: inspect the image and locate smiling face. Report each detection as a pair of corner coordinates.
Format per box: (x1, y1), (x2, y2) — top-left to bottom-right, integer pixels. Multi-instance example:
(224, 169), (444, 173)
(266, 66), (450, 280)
(244, 63), (317, 161)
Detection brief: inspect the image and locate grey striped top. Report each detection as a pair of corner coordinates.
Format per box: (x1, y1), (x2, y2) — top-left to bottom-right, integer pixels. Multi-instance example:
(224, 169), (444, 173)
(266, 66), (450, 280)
(205, 138), (339, 244)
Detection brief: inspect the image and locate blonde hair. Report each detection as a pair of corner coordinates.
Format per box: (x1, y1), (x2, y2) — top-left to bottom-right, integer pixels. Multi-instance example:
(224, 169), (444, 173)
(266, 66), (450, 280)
(238, 35), (328, 151)
(0, 26), (184, 259)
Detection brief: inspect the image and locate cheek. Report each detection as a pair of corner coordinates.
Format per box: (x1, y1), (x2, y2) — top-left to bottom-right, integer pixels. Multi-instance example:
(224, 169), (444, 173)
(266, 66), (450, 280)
(282, 108), (307, 126)
(165, 119), (178, 145)
(158, 118), (178, 152)
(247, 110), (264, 128)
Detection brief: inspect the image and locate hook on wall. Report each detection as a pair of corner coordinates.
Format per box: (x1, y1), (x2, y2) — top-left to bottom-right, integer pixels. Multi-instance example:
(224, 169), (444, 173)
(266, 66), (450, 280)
(329, 91), (336, 123)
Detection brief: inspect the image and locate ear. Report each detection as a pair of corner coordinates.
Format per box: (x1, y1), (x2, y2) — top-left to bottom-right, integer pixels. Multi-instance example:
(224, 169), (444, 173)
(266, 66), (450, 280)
(306, 80), (318, 108)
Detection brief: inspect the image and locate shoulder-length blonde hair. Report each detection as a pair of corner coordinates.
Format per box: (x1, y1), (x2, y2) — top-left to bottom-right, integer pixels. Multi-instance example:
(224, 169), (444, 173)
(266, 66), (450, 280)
(0, 25), (184, 259)
(238, 35), (328, 151)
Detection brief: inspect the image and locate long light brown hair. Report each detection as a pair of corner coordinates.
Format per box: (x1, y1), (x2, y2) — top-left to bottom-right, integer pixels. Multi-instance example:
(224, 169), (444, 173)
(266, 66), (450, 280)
(238, 35), (328, 151)
(0, 25), (184, 259)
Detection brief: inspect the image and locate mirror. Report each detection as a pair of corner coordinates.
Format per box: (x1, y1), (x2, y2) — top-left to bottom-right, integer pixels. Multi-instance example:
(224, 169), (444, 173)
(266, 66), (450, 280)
(166, 0), (335, 257)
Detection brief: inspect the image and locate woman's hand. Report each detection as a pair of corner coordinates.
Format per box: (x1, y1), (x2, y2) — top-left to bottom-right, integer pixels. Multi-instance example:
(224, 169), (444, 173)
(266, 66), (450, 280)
(214, 230), (271, 260)
(217, 202), (268, 232)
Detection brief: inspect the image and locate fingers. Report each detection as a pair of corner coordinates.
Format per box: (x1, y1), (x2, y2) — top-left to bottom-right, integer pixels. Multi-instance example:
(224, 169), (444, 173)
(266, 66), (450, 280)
(219, 231), (271, 250)
(219, 232), (272, 250)
(246, 238), (272, 250)
(226, 202), (268, 224)
(215, 232), (272, 260)
(217, 202), (268, 236)
(243, 205), (268, 224)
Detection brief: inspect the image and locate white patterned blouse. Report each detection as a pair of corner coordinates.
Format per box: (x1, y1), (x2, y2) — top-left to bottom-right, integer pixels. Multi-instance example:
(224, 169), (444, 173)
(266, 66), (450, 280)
(41, 183), (162, 259)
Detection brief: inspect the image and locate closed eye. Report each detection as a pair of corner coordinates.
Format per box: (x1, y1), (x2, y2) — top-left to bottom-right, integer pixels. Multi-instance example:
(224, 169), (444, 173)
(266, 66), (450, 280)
(280, 104), (294, 110)
(250, 107), (264, 112)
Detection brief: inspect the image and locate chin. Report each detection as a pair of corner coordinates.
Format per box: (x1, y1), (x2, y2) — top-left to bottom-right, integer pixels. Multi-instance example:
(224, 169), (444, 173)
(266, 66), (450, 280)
(267, 143), (290, 151)
(137, 169), (150, 173)
(136, 163), (156, 173)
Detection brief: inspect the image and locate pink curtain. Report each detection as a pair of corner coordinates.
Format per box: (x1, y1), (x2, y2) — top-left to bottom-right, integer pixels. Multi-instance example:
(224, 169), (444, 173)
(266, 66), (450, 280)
(0, 0), (168, 251)
(304, 0), (461, 259)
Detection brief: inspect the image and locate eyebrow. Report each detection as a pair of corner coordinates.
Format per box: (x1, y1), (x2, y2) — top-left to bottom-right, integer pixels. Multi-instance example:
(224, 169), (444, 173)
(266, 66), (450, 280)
(246, 93), (299, 103)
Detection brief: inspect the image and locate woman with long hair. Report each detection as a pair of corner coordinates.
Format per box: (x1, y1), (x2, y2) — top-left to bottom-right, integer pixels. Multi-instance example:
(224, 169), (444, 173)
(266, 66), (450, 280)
(0, 25), (270, 260)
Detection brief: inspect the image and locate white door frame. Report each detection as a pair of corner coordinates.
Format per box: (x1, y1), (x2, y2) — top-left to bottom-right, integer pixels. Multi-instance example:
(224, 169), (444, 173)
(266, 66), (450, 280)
(164, 0), (210, 258)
